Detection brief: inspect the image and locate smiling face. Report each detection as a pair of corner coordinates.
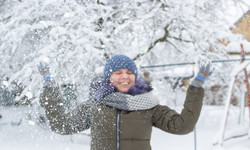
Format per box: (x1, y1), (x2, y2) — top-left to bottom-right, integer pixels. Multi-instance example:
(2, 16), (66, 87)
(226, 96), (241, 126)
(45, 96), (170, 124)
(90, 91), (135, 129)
(109, 69), (136, 93)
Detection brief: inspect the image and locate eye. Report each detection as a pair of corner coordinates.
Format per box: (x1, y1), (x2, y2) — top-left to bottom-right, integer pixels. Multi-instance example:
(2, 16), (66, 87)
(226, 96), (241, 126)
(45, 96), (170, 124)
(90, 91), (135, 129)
(127, 71), (133, 74)
(114, 71), (122, 74)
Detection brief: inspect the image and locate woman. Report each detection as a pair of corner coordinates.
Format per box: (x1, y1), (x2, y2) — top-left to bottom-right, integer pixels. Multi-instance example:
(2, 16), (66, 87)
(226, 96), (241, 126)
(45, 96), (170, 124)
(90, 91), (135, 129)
(39, 54), (213, 150)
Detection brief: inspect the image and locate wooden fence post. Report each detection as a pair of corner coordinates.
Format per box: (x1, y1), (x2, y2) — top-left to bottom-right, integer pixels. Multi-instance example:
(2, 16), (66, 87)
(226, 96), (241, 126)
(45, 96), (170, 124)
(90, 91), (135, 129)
(240, 44), (250, 135)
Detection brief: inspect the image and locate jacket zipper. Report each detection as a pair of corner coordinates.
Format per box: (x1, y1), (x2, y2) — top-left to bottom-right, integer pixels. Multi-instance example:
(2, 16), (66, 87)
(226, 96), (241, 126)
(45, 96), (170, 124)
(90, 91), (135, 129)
(116, 110), (121, 150)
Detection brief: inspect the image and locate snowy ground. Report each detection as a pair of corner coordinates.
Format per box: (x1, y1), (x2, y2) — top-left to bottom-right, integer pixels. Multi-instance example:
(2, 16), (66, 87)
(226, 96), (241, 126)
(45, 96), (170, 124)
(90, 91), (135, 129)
(0, 105), (249, 150)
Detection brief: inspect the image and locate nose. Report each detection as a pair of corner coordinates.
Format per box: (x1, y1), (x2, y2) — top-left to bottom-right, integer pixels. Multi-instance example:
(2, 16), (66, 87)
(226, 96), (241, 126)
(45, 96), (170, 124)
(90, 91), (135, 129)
(121, 72), (129, 79)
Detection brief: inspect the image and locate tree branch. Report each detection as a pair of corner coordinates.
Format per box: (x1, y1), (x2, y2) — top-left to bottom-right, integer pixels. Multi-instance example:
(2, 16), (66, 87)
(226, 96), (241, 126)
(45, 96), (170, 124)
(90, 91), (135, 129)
(133, 24), (169, 61)
(168, 36), (193, 43)
(0, 0), (6, 6)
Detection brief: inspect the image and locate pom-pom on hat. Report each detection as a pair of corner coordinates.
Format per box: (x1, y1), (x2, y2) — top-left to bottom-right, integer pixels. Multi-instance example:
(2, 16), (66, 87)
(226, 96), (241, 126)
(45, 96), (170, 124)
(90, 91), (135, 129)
(104, 55), (138, 80)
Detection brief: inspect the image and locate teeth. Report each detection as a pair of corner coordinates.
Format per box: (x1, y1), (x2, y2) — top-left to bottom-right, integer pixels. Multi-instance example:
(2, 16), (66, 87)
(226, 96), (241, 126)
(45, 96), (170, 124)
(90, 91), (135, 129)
(120, 82), (128, 85)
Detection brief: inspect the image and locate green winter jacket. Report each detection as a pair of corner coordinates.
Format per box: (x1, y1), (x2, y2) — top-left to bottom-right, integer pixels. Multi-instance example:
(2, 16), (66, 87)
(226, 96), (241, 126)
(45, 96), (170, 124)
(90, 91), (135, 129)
(40, 85), (204, 150)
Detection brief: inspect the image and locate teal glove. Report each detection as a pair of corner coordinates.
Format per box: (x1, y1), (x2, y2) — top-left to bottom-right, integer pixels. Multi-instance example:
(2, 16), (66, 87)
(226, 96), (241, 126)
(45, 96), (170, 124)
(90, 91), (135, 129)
(191, 57), (213, 87)
(38, 62), (56, 87)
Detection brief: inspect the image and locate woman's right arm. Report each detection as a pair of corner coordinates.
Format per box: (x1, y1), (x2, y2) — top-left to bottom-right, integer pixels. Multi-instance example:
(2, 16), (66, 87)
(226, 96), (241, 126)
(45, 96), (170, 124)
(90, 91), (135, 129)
(40, 86), (92, 135)
(38, 62), (91, 135)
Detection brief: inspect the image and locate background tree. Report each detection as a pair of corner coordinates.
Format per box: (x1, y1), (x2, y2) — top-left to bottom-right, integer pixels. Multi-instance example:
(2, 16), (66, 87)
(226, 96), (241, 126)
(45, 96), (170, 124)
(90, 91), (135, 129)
(0, 0), (248, 105)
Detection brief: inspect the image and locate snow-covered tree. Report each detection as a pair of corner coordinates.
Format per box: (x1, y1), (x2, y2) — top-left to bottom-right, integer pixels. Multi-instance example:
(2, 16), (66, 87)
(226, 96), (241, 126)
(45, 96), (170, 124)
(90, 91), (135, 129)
(0, 0), (248, 105)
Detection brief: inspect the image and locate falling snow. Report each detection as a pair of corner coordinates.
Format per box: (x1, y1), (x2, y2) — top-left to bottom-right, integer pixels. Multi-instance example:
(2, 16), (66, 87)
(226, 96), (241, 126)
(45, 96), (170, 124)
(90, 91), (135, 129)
(0, 0), (250, 149)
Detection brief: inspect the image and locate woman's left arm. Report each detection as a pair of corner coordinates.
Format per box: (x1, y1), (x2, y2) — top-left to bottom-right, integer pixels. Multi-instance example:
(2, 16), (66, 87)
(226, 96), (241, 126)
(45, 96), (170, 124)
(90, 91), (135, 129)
(152, 85), (204, 134)
(152, 56), (213, 134)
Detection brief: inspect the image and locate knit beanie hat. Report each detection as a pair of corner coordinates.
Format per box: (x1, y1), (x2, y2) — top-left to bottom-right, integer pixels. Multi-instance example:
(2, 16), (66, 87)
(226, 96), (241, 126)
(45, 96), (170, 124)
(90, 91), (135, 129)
(104, 55), (138, 80)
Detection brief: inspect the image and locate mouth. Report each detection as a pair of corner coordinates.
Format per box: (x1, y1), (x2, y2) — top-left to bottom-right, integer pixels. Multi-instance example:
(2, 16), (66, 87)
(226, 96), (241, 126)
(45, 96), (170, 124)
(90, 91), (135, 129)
(120, 82), (129, 85)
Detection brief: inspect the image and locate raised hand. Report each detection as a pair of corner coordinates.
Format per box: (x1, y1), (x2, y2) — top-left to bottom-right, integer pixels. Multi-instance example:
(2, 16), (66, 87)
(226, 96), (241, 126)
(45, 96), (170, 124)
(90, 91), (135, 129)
(191, 56), (214, 87)
(38, 62), (55, 87)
